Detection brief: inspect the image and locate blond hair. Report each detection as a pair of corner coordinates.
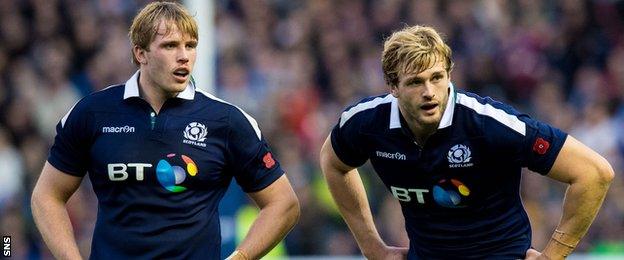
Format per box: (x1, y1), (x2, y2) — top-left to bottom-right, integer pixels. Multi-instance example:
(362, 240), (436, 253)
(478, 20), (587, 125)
(382, 25), (453, 87)
(128, 1), (198, 65)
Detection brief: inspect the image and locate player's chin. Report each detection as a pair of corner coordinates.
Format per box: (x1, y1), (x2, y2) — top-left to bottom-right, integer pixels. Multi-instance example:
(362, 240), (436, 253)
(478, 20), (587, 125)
(418, 113), (442, 125)
(170, 80), (188, 90)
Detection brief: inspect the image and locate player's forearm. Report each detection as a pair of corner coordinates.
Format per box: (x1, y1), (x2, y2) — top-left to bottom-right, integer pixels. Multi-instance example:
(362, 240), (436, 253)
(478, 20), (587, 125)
(31, 192), (83, 260)
(542, 164), (613, 259)
(234, 195), (299, 259)
(324, 169), (387, 257)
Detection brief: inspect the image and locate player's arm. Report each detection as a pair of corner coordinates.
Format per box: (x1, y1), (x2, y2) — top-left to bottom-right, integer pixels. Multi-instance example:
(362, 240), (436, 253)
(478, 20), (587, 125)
(228, 175), (299, 260)
(320, 135), (408, 260)
(539, 136), (614, 260)
(31, 162), (84, 260)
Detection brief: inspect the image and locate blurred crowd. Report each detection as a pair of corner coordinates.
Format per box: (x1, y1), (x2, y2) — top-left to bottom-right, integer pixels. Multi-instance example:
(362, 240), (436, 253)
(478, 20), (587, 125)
(0, 0), (623, 258)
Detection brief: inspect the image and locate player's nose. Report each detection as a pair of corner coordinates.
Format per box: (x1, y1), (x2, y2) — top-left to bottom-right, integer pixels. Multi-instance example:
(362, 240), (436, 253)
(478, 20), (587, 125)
(177, 48), (189, 63)
(422, 81), (436, 98)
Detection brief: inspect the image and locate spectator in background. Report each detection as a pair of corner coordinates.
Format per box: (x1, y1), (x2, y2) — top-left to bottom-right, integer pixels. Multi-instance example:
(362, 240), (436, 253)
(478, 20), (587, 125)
(0, 127), (23, 209)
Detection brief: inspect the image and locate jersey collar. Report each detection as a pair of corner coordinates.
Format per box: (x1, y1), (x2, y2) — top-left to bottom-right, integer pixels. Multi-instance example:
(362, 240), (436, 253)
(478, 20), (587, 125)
(389, 82), (456, 129)
(123, 70), (196, 100)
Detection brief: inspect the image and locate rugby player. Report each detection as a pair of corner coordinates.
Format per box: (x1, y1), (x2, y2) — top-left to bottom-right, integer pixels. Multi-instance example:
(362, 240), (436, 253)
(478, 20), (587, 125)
(31, 2), (299, 259)
(320, 25), (613, 259)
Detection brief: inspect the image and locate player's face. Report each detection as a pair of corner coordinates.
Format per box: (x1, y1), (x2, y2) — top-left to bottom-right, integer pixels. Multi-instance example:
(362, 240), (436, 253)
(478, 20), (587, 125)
(392, 60), (450, 129)
(139, 20), (197, 97)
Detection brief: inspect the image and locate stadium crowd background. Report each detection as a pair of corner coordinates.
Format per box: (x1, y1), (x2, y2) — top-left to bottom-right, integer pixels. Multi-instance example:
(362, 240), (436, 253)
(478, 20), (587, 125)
(0, 0), (623, 258)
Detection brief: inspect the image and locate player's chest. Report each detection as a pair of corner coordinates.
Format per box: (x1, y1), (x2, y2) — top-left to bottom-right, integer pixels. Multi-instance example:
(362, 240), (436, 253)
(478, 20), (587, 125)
(87, 112), (230, 187)
(368, 134), (488, 176)
(367, 135), (499, 208)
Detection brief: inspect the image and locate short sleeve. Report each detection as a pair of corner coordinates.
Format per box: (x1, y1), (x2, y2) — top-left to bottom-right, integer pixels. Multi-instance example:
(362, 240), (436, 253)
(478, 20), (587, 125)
(47, 99), (92, 176)
(226, 108), (283, 193)
(330, 112), (368, 167)
(480, 100), (567, 175)
(518, 116), (567, 174)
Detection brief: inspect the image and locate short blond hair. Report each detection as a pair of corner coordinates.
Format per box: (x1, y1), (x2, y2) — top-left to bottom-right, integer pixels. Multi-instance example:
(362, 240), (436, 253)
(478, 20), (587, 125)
(382, 25), (453, 87)
(128, 1), (198, 65)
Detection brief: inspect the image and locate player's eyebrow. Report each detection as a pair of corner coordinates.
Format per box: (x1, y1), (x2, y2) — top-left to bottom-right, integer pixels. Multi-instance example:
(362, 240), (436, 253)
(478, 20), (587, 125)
(404, 77), (424, 85)
(185, 40), (198, 46)
(159, 40), (179, 46)
(403, 69), (445, 84)
(431, 71), (444, 76)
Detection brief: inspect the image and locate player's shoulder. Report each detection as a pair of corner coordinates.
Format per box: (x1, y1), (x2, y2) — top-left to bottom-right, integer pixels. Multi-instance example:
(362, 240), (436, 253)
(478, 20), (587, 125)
(454, 90), (528, 136)
(339, 93), (394, 129)
(193, 88), (251, 117)
(194, 88), (262, 138)
(455, 90), (520, 114)
(58, 84), (125, 128)
(71, 84), (125, 113)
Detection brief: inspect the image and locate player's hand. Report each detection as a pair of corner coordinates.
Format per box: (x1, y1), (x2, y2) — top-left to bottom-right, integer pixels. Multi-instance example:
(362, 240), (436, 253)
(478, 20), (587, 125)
(525, 248), (550, 260)
(366, 245), (408, 260)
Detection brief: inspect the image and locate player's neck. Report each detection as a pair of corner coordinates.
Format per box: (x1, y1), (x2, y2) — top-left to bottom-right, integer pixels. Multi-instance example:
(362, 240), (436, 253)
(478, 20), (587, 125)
(138, 74), (173, 114)
(410, 124), (436, 145)
(402, 112), (438, 145)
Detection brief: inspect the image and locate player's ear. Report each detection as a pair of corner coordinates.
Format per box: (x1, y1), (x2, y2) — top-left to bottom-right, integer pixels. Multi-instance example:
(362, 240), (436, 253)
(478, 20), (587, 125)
(134, 46), (148, 65)
(390, 84), (399, 97)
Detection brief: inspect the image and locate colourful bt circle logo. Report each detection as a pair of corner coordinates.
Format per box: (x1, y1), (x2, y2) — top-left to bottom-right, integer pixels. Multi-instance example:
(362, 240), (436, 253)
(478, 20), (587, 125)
(156, 153), (198, 192)
(432, 179), (471, 208)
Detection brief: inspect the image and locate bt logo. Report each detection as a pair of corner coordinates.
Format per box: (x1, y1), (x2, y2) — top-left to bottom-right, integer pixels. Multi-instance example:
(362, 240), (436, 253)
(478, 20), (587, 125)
(107, 153), (199, 193)
(391, 186), (429, 203)
(432, 179), (471, 208)
(156, 153), (198, 193)
(108, 163), (152, 181)
(391, 178), (471, 208)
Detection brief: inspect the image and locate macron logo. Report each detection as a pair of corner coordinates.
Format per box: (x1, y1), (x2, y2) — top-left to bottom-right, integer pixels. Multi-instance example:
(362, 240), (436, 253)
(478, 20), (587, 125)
(376, 151), (406, 160)
(102, 125), (135, 133)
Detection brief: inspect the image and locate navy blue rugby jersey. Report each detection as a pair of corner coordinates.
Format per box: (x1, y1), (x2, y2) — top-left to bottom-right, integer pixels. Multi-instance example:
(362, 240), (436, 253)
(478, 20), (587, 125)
(48, 71), (284, 259)
(331, 83), (567, 259)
